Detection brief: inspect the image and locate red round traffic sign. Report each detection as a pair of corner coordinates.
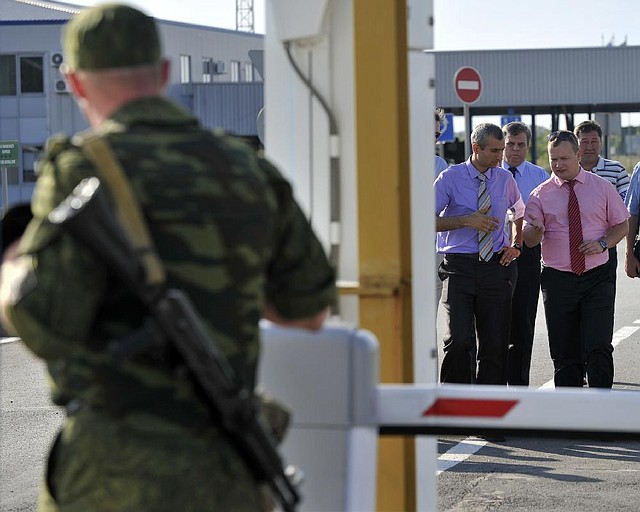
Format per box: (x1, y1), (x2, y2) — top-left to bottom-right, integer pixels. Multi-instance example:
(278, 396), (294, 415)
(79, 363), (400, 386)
(454, 66), (482, 104)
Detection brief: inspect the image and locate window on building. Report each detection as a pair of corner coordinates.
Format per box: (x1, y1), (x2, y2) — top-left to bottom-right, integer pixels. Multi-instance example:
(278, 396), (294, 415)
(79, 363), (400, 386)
(230, 60), (240, 82)
(202, 57), (212, 83)
(0, 55), (17, 96)
(3, 167), (19, 185)
(20, 56), (44, 94)
(180, 54), (191, 84)
(22, 148), (41, 183)
(242, 62), (254, 82)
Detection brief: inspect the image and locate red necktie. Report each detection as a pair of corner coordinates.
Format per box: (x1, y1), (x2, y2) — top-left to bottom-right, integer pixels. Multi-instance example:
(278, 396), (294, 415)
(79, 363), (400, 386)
(567, 180), (585, 275)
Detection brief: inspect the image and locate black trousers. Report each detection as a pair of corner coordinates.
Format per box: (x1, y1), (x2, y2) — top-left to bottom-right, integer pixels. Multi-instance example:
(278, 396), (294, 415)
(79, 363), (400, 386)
(541, 263), (615, 388)
(607, 246), (618, 294)
(439, 253), (515, 385)
(507, 243), (541, 386)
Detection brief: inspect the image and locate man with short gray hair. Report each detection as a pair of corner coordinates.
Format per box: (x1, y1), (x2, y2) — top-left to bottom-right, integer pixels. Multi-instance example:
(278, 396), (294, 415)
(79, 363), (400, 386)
(434, 123), (523, 386)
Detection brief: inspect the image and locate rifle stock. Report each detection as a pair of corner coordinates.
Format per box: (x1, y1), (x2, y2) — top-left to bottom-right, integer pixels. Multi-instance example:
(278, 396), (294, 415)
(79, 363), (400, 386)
(48, 177), (301, 511)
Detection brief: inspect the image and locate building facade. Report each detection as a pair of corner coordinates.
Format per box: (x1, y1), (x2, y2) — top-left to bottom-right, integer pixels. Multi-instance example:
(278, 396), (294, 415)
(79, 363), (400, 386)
(0, 0), (264, 208)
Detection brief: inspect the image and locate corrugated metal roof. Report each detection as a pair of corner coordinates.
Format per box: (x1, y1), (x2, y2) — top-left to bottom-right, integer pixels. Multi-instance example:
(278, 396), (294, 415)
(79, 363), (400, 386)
(0, 0), (79, 22)
(190, 83), (263, 136)
(434, 46), (640, 115)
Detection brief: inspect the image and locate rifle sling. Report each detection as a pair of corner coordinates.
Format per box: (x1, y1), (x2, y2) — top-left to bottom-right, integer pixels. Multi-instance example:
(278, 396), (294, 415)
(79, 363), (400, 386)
(80, 135), (165, 287)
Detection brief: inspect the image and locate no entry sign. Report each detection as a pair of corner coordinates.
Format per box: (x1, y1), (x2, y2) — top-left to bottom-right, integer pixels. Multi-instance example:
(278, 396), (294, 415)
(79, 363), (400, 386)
(454, 66), (482, 104)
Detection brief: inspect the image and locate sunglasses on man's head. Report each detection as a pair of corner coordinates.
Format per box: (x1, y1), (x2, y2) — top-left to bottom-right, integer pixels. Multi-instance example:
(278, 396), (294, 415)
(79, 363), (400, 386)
(547, 130), (576, 143)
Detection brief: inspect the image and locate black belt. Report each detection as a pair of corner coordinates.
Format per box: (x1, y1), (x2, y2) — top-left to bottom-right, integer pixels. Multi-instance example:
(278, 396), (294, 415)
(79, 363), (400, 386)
(445, 252), (502, 263)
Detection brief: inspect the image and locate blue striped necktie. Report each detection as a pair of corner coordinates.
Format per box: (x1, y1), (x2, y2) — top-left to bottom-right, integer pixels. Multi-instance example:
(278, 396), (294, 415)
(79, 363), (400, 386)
(478, 174), (493, 261)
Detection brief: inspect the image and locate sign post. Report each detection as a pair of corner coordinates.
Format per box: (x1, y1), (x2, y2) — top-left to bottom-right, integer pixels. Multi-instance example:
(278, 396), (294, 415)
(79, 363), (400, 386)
(0, 140), (19, 215)
(453, 67), (482, 157)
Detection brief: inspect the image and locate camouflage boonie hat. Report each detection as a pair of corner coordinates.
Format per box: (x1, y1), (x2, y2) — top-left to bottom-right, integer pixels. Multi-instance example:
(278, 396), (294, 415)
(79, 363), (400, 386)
(63, 3), (161, 71)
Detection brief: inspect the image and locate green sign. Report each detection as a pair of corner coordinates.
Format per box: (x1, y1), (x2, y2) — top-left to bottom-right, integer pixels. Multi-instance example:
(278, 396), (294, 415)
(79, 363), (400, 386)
(0, 140), (19, 167)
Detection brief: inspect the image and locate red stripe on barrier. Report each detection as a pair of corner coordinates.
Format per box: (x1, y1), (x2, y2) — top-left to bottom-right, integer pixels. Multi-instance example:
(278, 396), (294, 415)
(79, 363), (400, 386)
(422, 398), (518, 418)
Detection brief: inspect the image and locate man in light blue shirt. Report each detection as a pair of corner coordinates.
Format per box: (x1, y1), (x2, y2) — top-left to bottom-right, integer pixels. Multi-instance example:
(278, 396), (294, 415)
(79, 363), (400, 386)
(434, 108), (449, 177)
(435, 154), (448, 177)
(501, 121), (549, 386)
(624, 160), (640, 277)
(434, 123), (523, 385)
(434, 108), (449, 311)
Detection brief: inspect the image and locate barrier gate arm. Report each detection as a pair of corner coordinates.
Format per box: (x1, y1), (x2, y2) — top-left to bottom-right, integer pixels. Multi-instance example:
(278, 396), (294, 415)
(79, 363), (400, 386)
(376, 384), (640, 440)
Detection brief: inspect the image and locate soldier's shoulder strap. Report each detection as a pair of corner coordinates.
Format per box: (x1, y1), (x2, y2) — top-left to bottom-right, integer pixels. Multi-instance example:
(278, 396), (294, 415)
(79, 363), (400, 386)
(72, 129), (165, 287)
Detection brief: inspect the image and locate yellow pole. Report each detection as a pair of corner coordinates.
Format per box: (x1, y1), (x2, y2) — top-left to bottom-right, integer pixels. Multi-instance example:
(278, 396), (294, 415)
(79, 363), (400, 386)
(352, 1), (415, 510)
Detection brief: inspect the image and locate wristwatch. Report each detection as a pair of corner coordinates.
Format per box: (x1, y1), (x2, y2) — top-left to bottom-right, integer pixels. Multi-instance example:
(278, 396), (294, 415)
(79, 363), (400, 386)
(512, 242), (522, 251)
(598, 239), (608, 253)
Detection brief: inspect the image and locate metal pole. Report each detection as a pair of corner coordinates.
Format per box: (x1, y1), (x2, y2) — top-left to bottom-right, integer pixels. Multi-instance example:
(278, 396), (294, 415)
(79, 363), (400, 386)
(2, 167), (8, 215)
(464, 103), (471, 157)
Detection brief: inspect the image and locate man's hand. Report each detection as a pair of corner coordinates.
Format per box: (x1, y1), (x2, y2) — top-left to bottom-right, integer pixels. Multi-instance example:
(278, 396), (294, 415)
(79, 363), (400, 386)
(579, 240), (607, 256)
(528, 218), (545, 233)
(498, 245), (520, 266)
(467, 211), (500, 233)
(523, 218), (545, 247)
(625, 252), (640, 278)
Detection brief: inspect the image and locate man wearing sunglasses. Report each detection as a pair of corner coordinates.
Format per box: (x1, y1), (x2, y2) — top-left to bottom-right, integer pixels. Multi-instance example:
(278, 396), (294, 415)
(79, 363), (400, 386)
(434, 108), (449, 312)
(523, 130), (629, 388)
(434, 108), (449, 178)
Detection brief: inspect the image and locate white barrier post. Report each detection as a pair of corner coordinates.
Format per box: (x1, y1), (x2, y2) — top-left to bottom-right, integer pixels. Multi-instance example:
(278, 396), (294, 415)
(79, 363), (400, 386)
(259, 322), (380, 511)
(260, 323), (640, 511)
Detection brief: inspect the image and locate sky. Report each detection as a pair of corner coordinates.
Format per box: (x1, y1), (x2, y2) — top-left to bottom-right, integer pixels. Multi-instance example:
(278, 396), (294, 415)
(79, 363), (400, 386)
(69, 0), (640, 129)
(69, 0), (639, 50)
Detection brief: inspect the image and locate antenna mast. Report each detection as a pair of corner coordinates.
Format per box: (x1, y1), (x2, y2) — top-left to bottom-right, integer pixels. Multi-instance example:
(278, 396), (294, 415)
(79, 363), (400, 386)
(236, 0), (254, 33)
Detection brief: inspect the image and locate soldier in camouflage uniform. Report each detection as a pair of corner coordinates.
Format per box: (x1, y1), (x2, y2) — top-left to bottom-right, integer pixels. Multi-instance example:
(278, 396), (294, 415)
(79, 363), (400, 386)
(0, 3), (336, 511)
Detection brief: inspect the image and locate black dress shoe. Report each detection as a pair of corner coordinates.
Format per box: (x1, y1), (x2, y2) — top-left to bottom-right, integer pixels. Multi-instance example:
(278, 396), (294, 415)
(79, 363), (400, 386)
(481, 435), (506, 442)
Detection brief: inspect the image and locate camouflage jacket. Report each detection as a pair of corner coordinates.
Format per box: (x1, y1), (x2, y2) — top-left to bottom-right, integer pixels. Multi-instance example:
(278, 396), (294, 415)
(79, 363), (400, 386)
(5, 96), (336, 426)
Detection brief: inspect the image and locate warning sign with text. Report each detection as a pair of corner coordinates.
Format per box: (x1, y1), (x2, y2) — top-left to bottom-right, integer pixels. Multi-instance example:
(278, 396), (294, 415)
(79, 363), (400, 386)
(0, 141), (19, 167)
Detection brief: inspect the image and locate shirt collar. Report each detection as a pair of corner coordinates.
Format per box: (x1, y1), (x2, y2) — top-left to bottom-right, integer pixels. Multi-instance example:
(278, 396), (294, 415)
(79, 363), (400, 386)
(502, 161), (520, 175)
(467, 156), (496, 180)
(584, 156), (605, 172)
(551, 167), (587, 187)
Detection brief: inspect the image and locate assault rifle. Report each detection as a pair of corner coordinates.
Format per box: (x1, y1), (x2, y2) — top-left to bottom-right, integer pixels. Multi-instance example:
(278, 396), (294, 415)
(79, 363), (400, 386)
(48, 177), (301, 512)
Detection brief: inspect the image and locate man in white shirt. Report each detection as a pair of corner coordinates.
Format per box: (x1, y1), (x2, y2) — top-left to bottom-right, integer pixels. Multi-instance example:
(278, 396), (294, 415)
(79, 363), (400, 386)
(574, 120), (629, 289)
